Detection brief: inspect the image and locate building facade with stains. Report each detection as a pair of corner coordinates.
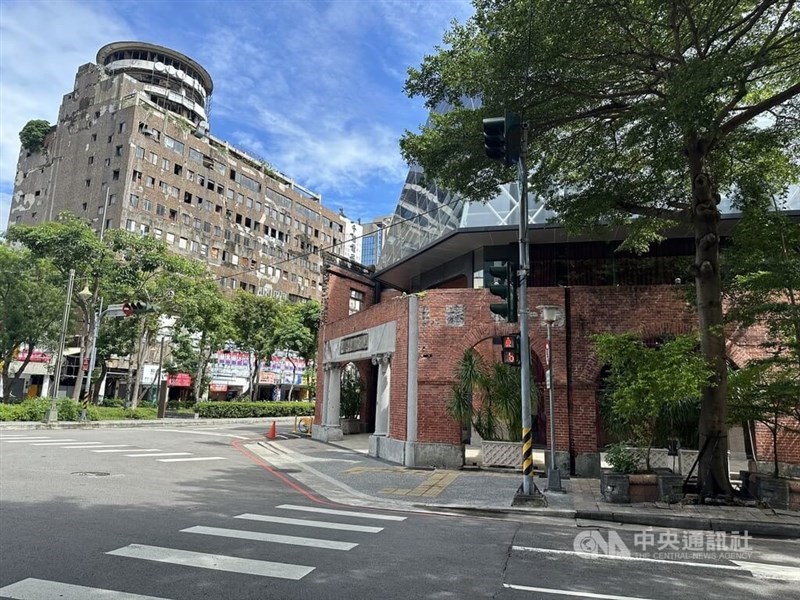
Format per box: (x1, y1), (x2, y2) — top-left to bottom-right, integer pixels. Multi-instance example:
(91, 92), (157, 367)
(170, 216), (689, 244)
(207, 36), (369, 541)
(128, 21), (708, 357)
(10, 41), (348, 302)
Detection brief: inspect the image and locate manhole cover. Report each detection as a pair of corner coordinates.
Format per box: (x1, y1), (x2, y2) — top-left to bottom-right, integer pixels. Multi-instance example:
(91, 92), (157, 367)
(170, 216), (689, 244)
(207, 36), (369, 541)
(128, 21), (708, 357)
(72, 471), (111, 477)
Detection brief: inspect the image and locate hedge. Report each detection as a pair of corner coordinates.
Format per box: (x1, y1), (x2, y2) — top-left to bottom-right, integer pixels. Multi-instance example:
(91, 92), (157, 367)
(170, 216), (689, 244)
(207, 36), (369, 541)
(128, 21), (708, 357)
(0, 398), (155, 421)
(195, 401), (315, 419)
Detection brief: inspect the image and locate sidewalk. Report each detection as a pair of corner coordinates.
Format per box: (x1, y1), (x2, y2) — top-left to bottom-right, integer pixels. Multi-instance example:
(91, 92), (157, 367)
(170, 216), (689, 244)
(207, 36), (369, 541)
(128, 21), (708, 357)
(247, 433), (800, 539)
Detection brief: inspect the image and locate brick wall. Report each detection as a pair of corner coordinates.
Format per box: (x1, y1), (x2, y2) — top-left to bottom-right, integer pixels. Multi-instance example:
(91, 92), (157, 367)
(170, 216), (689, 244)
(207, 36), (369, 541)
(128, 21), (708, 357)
(754, 419), (800, 466)
(319, 266), (799, 470)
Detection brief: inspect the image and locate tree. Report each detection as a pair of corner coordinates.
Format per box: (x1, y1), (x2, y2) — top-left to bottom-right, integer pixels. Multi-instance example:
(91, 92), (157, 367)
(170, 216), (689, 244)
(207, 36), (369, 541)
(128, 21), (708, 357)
(0, 246), (63, 400)
(272, 301), (318, 401)
(170, 276), (232, 403)
(8, 214), (110, 401)
(400, 0), (800, 498)
(19, 119), (51, 153)
(593, 333), (711, 470)
(725, 202), (800, 476)
(231, 292), (280, 401)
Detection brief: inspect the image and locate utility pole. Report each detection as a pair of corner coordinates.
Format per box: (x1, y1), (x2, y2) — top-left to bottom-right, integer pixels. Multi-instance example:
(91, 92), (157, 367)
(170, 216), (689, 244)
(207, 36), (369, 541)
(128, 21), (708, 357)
(483, 113), (541, 498)
(516, 124), (536, 496)
(47, 268), (75, 422)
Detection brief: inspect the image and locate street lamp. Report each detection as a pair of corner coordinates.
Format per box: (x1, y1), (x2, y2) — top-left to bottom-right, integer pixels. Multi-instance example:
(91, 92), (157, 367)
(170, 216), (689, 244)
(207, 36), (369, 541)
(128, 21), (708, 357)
(540, 305), (564, 492)
(47, 269), (76, 423)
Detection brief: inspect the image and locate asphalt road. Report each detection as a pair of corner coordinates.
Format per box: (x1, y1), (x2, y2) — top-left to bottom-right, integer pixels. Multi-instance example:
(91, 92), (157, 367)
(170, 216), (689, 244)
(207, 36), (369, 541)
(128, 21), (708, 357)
(1, 424), (798, 600)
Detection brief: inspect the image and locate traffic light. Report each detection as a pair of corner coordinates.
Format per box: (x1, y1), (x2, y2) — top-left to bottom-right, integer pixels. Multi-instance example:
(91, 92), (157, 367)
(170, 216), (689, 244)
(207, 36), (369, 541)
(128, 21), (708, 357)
(483, 116), (506, 162)
(482, 111), (522, 167)
(501, 335), (521, 367)
(122, 301), (156, 316)
(488, 262), (518, 323)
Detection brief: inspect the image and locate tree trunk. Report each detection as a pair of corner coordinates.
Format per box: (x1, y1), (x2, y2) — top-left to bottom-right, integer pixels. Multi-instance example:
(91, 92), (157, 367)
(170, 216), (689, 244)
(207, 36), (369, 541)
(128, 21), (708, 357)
(286, 358), (297, 402)
(71, 338), (87, 401)
(772, 417), (779, 478)
(688, 146), (733, 500)
(130, 326), (148, 409)
(1, 358), (11, 401)
(92, 360), (107, 404)
(6, 346), (33, 401)
(249, 352), (258, 402)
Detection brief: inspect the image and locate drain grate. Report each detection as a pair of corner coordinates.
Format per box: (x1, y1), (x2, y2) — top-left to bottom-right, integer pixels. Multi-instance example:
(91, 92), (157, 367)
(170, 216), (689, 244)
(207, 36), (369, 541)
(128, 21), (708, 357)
(72, 471), (111, 477)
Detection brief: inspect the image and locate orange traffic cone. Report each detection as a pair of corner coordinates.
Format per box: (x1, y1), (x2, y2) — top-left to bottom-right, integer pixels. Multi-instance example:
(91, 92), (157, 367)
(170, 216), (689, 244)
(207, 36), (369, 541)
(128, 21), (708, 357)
(267, 420), (277, 440)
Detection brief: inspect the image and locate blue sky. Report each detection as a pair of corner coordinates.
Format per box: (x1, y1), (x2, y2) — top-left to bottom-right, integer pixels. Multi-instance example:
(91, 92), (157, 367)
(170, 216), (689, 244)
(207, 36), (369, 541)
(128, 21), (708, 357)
(0, 0), (474, 231)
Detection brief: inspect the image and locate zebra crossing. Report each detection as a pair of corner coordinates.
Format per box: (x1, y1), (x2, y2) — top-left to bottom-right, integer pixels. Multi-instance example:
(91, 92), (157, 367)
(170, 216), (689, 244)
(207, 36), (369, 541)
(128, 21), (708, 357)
(0, 503), (408, 599)
(0, 434), (225, 463)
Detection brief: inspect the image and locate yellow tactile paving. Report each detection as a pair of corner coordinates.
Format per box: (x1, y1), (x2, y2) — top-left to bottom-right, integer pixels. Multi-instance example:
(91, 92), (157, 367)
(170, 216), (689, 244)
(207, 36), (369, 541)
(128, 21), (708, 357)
(378, 471), (460, 498)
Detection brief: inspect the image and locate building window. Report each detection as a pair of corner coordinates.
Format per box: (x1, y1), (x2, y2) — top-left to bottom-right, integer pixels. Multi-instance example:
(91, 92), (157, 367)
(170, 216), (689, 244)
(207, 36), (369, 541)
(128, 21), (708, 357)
(156, 203), (165, 216)
(112, 169), (120, 181)
(126, 219), (136, 232)
(115, 145), (123, 156)
(135, 146), (145, 159)
(88, 156), (94, 165)
(166, 232), (175, 245)
(129, 194), (139, 207)
(178, 237), (188, 249)
(349, 289), (364, 315)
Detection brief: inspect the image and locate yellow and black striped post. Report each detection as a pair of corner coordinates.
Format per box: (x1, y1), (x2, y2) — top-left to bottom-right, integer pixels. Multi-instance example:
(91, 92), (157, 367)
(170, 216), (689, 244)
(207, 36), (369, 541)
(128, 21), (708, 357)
(522, 427), (533, 477)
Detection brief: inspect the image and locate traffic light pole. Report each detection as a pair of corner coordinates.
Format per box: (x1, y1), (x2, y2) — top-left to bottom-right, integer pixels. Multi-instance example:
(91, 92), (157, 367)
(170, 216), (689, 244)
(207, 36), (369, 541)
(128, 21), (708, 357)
(516, 126), (539, 497)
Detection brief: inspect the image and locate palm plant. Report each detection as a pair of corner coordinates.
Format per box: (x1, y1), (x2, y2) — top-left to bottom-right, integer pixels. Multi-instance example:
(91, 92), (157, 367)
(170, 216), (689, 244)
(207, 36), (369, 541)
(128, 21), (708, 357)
(448, 348), (537, 442)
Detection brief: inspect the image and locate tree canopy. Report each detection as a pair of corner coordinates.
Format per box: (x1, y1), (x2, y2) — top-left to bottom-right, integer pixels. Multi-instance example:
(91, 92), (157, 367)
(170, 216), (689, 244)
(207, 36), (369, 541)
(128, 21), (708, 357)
(400, 0), (800, 498)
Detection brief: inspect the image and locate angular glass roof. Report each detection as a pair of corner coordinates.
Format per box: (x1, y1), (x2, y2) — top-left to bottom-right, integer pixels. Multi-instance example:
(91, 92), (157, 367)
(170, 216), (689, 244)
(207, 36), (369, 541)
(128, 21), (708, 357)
(378, 100), (800, 271)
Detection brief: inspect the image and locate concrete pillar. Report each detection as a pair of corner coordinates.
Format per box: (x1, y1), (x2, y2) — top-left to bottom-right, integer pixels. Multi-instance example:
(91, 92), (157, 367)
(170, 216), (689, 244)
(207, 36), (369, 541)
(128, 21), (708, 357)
(313, 362), (343, 442)
(404, 294), (419, 467)
(372, 354), (391, 435)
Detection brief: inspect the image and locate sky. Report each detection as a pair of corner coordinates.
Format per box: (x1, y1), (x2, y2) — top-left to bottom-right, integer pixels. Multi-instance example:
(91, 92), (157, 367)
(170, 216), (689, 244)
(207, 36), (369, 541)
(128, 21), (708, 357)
(0, 0), (474, 232)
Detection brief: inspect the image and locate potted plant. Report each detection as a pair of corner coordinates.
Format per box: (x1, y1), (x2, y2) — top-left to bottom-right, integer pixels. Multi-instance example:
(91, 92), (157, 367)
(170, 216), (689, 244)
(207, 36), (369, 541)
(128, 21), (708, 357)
(447, 348), (538, 468)
(339, 365), (363, 435)
(594, 333), (710, 503)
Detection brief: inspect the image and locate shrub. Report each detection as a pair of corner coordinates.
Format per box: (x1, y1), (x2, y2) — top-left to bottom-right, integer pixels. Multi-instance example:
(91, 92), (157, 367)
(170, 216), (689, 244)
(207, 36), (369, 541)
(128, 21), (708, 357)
(19, 119), (51, 153)
(605, 443), (642, 474)
(195, 401), (315, 419)
(0, 398), (98, 421)
(102, 397), (126, 408)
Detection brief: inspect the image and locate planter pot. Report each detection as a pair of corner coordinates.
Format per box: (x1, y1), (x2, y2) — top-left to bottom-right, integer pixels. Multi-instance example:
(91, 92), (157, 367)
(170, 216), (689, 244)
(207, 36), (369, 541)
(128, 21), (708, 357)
(747, 473), (798, 510)
(655, 469), (684, 503)
(339, 418), (361, 435)
(628, 473), (658, 503)
(482, 440), (522, 469)
(601, 471), (630, 503)
(601, 471), (660, 504)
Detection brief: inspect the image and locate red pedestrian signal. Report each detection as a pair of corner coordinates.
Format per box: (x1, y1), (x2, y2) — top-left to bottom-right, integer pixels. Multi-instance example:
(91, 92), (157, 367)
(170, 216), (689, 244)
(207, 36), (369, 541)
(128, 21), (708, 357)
(122, 302), (134, 317)
(501, 335), (521, 366)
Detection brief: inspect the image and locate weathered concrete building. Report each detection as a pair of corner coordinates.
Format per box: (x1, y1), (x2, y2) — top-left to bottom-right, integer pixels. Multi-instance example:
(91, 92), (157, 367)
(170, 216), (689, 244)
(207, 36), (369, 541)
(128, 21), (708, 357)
(10, 41), (348, 301)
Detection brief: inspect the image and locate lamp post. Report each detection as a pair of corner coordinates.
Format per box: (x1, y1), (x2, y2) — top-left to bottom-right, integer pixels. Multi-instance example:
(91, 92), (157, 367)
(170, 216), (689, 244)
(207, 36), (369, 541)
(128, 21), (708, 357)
(47, 268), (76, 423)
(541, 304), (564, 492)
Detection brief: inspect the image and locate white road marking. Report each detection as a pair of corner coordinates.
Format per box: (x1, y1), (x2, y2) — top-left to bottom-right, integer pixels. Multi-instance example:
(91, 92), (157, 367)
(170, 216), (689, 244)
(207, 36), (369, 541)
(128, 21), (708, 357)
(0, 436), (52, 440)
(503, 583), (655, 600)
(0, 577), (172, 600)
(124, 452), (192, 457)
(234, 513), (383, 533)
(512, 546), (744, 571)
(4, 439), (72, 443)
(30, 441), (101, 446)
(63, 445), (131, 449)
(92, 448), (162, 453)
(107, 544), (314, 579)
(277, 504), (407, 521)
(156, 428), (248, 439)
(157, 456), (226, 463)
(733, 560), (800, 581)
(182, 525), (357, 550)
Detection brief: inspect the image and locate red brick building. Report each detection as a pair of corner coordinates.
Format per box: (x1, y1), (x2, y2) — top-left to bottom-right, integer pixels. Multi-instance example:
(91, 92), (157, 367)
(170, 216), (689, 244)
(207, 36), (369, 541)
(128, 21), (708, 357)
(312, 177), (800, 476)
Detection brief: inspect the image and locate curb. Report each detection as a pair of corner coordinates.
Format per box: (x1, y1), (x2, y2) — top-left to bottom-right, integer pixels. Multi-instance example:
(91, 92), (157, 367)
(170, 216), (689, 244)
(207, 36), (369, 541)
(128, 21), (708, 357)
(0, 416), (302, 430)
(573, 510), (800, 538)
